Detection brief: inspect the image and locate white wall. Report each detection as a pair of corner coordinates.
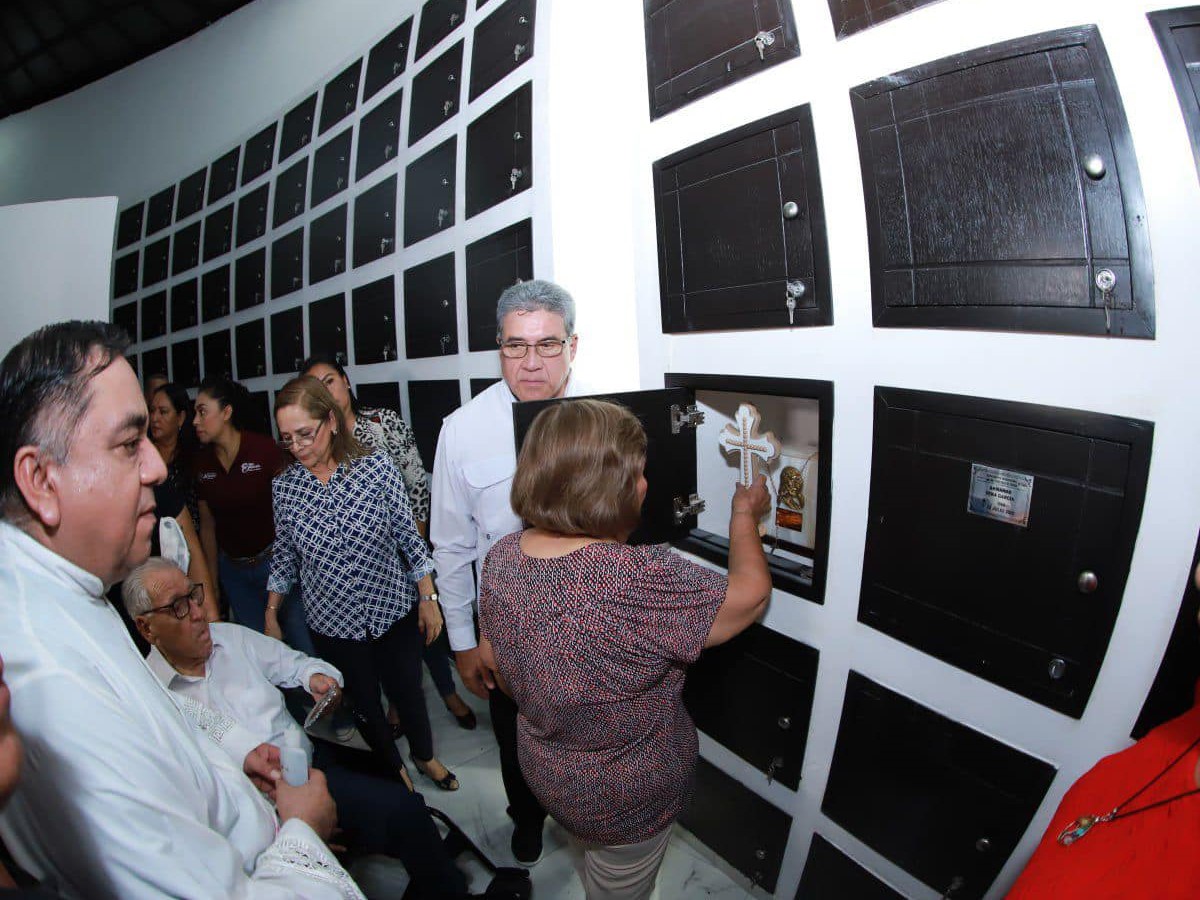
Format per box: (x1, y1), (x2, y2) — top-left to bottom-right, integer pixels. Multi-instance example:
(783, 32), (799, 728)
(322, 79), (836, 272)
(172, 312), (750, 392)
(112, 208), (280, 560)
(2, 1), (1198, 898)
(0, 198), (117, 356)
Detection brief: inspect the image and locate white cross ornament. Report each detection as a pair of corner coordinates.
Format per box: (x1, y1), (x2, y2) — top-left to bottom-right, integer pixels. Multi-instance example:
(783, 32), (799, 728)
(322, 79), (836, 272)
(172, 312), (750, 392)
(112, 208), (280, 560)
(718, 403), (781, 486)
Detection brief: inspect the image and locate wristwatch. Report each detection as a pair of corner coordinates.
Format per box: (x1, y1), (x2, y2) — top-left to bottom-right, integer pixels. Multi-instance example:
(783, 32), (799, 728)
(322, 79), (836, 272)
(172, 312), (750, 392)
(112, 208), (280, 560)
(419, 592), (440, 602)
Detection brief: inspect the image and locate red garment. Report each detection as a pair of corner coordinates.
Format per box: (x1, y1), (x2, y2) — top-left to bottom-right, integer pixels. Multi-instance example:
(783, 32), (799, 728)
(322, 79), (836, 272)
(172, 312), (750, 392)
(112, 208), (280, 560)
(1007, 696), (1200, 899)
(193, 431), (288, 558)
(479, 535), (726, 846)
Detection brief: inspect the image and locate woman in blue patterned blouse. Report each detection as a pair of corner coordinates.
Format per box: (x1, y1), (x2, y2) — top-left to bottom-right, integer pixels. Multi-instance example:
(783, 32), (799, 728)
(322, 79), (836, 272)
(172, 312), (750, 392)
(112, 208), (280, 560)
(266, 375), (459, 791)
(301, 353), (477, 731)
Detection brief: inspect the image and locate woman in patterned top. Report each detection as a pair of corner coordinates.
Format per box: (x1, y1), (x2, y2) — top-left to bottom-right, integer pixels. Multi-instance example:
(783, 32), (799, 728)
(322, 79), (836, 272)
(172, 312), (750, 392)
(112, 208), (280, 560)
(302, 354), (476, 731)
(478, 399), (772, 899)
(148, 381), (201, 530)
(267, 375), (459, 792)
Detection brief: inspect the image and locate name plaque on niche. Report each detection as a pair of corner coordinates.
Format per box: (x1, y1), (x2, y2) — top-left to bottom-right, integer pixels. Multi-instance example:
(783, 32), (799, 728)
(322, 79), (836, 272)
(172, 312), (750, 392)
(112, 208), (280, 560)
(967, 464), (1033, 528)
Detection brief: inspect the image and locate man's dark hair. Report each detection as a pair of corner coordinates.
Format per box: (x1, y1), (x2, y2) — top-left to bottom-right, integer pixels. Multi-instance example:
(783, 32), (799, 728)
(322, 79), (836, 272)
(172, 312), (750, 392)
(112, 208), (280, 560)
(0, 321), (129, 520)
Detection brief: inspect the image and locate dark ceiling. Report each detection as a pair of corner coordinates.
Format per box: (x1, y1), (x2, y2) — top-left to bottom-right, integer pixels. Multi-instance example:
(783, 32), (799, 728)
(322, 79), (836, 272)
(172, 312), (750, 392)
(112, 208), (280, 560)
(0, 0), (258, 120)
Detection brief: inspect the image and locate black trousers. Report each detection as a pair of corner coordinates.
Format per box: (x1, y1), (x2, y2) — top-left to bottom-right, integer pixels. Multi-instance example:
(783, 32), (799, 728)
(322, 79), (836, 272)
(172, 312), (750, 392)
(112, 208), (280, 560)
(314, 741), (466, 899)
(489, 686), (546, 829)
(312, 607), (435, 769)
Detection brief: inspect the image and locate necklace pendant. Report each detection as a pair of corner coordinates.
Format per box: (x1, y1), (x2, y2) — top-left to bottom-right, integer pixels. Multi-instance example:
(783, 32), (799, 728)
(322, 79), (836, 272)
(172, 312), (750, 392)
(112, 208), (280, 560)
(1057, 815), (1098, 847)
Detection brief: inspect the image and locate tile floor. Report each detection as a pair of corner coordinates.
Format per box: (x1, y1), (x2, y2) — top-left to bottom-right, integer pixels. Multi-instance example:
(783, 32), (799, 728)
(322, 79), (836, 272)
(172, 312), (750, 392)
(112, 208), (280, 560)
(338, 673), (763, 898)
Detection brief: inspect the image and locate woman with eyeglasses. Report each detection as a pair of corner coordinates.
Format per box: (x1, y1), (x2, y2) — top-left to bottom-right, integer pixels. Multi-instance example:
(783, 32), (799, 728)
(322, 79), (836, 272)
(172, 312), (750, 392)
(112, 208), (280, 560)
(192, 377), (311, 652)
(267, 375), (459, 792)
(301, 353), (477, 732)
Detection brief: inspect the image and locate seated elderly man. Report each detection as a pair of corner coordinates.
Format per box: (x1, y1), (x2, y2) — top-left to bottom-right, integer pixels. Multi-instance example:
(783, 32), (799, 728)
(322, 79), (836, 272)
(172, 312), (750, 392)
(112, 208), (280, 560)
(124, 557), (468, 900)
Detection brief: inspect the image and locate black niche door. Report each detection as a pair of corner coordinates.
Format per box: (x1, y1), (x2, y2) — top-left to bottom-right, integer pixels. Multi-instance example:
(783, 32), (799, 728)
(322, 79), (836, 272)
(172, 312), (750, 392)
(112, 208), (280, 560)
(142, 237), (169, 288)
(280, 93), (318, 162)
(146, 186), (175, 235)
(514, 388), (700, 546)
(404, 253), (458, 359)
(308, 293), (348, 364)
(465, 219), (532, 351)
(310, 205), (348, 285)
(408, 379), (462, 470)
(654, 103), (830, 333)
(274, 157), (310, 229)
(117, 203), (144, 249)
(172, 338), (200, 390)
(683, 623), (817, 790)
(235, 319), (267, 381)
(176, 169), (206, 221)
(828, 0), (941, 40)
(208, 147), (240, 205)
(201, 265), (231, 322)
(353, 175), (398, 267)
(271, 228), (305, 300)
(202, 329), (233, 381)
(823, 673), (1056, 900)
(352, 276), (400, 364)
(469, 0), (535, 101)
(245, 391), (272, 436)
(357, 89), (404, 180)
(170, 279), (198, 331)
(470, 377), (499, 397)
(236, 185), (269, 248)
(171, 222), (201, 276)
(405, 137), (456, 246)
(644, 0), (801, 120)
(678, 758), (791, 893)
(1150, 7), (1200, 182)
(796, 835), (904, 900)
(140, 291), (167, 341)
(357, 381), (402, 412)
(409, 41), (463, 147)
(415, 0), (467, 60)
(235, 248), (266, 311)
(271, 307), (305, 375)
(203, 204), (234, 262)
(465, 81), (531, 218)
(862, 387), (1153, 717)
(114, 251), (139, 298)
(851, 26), (1153, 338)
(364, 17), (413, 101)
(312, 129), (353, 206)
(242, 122), (277, 187)
(113, 300), (136, 341)
(319, 60), (362, 136)
(141, 347), (168, 384)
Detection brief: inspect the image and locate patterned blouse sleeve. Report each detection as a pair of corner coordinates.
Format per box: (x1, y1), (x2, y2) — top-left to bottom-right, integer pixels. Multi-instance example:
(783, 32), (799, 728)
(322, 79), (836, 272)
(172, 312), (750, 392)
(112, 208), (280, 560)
(267, 474), (300, 595)
(623, 544), (728, 664)
(379, 453), (434, 580)
(372, 407), (431, 524)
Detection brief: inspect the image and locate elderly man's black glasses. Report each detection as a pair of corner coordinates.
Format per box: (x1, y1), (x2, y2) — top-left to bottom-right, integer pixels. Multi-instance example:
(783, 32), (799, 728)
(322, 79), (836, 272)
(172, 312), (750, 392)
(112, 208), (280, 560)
(498, 338), (571, 359)
(147, 583), (205, 619)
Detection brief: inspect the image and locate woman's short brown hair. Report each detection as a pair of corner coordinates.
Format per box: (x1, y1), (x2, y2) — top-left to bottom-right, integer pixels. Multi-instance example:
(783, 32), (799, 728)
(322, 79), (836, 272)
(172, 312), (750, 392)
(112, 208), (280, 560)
(274, 375), (367, 465)
(511, 398), (647, 540)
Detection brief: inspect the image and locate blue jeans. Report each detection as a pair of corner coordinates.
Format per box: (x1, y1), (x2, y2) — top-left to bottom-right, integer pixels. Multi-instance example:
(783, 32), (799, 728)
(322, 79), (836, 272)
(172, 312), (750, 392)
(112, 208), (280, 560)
(217, 550), (314, 656)
(422, 633), (456, 698)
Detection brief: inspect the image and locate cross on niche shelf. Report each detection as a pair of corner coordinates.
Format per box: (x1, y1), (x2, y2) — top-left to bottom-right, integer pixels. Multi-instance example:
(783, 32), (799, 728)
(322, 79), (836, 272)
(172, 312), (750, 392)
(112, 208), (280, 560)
(718, 403), (780, 485)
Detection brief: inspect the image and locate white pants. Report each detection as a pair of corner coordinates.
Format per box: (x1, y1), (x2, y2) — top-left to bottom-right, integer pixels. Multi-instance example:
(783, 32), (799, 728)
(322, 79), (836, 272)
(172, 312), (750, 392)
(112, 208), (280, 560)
(574, 825), (673, 900)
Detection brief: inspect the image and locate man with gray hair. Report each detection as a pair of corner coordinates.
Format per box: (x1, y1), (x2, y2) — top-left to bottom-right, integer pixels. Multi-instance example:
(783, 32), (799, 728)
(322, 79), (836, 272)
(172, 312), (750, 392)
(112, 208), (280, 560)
(0, 320), (361, 899)
(431, 279), (587, 865)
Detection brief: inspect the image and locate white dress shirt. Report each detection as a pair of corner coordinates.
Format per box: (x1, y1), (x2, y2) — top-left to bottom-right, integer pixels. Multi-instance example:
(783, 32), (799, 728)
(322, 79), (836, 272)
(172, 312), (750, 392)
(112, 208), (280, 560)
(0, 522), (363, 900)
(431, 375), (593, 651)
(147, 622), (342, 765)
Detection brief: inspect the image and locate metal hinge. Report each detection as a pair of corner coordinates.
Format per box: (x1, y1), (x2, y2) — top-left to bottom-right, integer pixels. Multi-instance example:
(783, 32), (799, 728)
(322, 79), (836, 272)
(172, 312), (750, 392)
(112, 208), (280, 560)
(670, 403), (706, 434)
(673, 493), (706, 524)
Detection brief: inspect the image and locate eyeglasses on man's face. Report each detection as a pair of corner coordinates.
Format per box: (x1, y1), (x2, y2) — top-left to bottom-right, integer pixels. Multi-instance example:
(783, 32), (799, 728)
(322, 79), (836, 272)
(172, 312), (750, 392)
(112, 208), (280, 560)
(147, 583), (205, 619)
(498, 337), (571, 359)
(277, 419), (325, 451)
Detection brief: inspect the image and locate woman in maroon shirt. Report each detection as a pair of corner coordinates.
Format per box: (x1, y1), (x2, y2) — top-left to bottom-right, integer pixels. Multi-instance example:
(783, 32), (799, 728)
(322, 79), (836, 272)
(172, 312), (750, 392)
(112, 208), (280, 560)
(478, 399), (771, 899)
